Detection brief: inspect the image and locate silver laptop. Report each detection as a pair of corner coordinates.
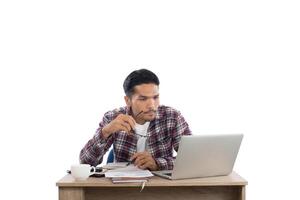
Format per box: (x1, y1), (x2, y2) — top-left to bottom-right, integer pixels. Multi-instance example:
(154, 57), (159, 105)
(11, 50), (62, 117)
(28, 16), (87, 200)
(152, 134), (243, 180)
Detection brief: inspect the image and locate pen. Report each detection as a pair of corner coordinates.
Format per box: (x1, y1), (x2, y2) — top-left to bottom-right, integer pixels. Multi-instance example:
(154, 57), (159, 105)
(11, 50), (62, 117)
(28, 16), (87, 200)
(126, 159), (135, 166)
(135, 110), (143, 118)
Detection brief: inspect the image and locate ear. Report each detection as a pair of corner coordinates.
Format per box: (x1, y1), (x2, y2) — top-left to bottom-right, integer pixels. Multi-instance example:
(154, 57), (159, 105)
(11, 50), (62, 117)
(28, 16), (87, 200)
(124, 96), (131, 108)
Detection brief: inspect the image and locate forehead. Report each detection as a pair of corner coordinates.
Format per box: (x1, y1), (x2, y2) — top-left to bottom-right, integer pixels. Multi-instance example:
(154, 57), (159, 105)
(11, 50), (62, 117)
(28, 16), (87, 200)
(133, 83), (159, 96)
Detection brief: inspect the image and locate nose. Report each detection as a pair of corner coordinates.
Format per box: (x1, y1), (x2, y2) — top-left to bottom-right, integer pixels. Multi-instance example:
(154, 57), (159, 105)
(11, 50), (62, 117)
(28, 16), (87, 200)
(146, 98), (155, 110)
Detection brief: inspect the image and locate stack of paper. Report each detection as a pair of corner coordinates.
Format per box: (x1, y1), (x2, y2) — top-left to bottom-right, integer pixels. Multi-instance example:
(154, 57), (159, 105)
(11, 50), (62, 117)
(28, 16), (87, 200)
(105, 165), (153, 183)
(111, 177), (149, 183)
(101, 162), (128, 170)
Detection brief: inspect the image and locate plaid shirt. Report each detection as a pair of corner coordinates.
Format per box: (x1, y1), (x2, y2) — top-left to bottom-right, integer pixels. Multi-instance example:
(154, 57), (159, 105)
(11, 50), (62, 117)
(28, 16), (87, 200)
(80, 105), (192, 170)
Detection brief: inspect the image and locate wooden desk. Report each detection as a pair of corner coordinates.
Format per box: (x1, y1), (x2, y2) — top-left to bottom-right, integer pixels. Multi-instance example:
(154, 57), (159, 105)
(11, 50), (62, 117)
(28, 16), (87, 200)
(56, 171), (247, 200)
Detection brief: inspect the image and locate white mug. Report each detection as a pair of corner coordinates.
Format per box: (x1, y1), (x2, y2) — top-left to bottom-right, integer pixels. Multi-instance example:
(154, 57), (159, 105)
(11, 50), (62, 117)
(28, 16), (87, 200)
(71, 164), (95, 180)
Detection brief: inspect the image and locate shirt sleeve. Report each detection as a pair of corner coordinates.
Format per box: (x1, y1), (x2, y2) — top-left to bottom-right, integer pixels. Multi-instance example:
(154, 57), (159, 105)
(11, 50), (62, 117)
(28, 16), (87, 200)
(154, 112), (192, 170)
(79, 112), (114, 166)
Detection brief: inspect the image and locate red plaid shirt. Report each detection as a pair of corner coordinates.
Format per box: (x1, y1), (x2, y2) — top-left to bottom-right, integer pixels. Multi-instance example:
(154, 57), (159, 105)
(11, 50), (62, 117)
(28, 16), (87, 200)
(80, 105), (192, 170)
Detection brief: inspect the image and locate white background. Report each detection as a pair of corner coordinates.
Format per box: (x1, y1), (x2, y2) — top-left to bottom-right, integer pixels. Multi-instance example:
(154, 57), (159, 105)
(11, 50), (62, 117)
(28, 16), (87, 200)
(1, 1), (300, 199)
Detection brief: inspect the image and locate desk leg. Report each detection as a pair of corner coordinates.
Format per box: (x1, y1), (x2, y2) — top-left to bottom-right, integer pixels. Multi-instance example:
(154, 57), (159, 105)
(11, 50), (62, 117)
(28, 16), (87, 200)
(59, 187), (85, 200)
(240, 186), (246, 200)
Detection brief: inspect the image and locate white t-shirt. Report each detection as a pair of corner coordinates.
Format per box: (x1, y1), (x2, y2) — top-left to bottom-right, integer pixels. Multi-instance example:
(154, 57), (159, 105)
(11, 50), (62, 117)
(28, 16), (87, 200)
(135, 122), (150, 152)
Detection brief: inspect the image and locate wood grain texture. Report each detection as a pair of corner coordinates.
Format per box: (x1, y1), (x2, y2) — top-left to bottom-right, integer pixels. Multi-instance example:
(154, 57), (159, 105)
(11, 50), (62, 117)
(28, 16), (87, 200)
(85, 186), (242, 200)
(57, 171), (247, 200)
(59, 188), (85, 200)
(56, 171), (247, 187)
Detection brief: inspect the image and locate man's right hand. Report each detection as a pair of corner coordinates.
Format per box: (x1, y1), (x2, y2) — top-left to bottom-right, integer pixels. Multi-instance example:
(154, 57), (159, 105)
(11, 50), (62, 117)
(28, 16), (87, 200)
(102, 114), (136, 138)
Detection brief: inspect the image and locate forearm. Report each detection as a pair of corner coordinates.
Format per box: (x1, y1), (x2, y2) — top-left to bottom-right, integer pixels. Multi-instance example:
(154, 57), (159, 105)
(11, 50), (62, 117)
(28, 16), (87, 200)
(154, 157), (175, 170)
(154, 114), (191, 170)
(79, 129), (112, 166)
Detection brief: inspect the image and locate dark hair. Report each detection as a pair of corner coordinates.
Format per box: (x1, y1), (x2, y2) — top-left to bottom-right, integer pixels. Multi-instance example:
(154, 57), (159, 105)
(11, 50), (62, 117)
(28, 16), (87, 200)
(123, 69), (160, 97)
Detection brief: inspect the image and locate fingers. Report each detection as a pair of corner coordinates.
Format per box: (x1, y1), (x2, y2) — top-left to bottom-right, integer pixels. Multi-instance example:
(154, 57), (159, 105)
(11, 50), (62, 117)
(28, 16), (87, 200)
(130, 152), (140, 162)
(130, 152), (147, 161)
(125, 115), (136, 130)
(138, 163), (149, 170)
(131, 152), (153, 169)
(134, 154), (147, 165)
(135, 157), (149, 169)
(119, 122), (132, 134)
(139, 162), (152, 170)
(130, 152), (159, 170)
(108, 114), (136, 134)
(118, 114), (136, 133)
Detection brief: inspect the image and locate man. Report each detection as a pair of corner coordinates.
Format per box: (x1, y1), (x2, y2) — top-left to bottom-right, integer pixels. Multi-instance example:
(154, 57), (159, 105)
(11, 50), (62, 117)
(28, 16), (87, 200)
(80, 69), (191, 170)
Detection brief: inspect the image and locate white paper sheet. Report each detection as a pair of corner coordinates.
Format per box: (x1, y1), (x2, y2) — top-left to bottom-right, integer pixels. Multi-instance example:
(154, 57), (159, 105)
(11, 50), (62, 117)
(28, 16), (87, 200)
(101, 162), (128, 169)
(105, 165), (153, 178)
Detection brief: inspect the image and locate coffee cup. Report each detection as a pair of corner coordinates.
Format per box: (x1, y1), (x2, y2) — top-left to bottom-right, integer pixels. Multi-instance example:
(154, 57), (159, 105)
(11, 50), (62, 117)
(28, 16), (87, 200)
(71, 164), (95, 180)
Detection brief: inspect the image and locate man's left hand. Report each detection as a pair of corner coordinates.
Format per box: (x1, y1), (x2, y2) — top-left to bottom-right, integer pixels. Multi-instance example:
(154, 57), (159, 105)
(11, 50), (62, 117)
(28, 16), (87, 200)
(130, 152), (158, 171)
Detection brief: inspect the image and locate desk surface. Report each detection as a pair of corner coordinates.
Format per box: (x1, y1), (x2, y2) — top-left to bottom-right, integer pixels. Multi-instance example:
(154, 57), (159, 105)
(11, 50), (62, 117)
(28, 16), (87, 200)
(56, 171), (247, 187)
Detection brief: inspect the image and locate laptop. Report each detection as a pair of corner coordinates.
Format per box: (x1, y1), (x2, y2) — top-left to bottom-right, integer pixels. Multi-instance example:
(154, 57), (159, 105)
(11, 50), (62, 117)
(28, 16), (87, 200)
(152, 134), (243, 180)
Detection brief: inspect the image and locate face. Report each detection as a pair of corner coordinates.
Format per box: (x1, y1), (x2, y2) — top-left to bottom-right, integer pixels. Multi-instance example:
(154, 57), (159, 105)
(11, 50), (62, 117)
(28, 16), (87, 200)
(125, 83), (160, 124)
